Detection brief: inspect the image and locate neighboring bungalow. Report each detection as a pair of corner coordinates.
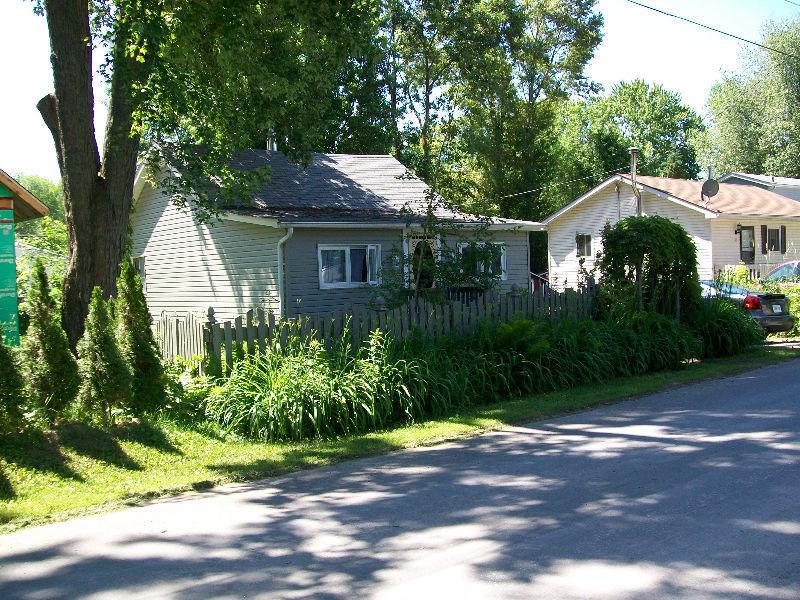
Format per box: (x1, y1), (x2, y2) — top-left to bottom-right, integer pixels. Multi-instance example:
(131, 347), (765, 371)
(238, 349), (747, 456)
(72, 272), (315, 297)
(130, 151), (541, 319)
(543, 174), (800, 290)
(720, 173), (800, 202)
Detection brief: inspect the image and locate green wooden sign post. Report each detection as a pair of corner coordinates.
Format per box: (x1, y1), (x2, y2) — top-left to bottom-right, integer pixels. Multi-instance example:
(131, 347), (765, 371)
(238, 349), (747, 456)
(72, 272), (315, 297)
(0, 182), (20, 346)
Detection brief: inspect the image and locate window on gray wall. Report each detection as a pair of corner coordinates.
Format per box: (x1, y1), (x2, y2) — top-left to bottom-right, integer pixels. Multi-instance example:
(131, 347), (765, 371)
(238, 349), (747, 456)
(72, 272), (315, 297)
(318, 244), (380, 288)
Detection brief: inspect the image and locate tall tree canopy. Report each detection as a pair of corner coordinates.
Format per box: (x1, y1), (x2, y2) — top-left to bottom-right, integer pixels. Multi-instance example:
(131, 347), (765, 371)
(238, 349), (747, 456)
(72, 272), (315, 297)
(535, 80), (705, 218)
(698, 18), (800, 178)
(34, 0), (375, 345)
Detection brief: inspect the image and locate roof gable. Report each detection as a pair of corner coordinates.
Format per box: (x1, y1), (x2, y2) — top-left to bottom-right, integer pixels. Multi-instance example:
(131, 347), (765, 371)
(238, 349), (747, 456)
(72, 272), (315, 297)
(0, 169), (49, 222)
(542, 175), (717, 225)
(543, 174), (800, 225)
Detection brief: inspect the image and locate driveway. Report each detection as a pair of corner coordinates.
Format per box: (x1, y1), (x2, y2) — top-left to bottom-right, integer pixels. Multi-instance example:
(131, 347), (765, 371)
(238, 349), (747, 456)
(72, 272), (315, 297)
(1, 360), (799, 599)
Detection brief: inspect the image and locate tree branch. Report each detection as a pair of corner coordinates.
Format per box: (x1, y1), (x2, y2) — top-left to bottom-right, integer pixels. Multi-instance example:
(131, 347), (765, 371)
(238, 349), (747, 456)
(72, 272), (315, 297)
(36, 93), (64, 177)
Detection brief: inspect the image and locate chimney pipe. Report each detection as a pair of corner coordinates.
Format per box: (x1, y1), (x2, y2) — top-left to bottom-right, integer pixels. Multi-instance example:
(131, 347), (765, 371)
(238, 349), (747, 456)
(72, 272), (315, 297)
(629, 147), (641, 216)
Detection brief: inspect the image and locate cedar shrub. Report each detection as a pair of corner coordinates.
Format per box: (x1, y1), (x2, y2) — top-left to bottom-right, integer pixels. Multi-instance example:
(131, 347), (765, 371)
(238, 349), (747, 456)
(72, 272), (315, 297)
(20, 260), (79, 422)
(77, 288), (132, 425)
(116, 260), (165, 414)
(0, 328), (25, 430)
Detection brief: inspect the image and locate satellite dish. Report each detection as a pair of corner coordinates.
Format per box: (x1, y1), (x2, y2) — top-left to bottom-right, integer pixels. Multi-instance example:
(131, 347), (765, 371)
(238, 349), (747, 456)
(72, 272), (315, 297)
(702, 178), (719, 198)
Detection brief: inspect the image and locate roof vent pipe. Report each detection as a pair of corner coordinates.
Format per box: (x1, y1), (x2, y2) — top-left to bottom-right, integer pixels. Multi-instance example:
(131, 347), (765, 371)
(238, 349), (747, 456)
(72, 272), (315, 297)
(629, 147), (642, 216)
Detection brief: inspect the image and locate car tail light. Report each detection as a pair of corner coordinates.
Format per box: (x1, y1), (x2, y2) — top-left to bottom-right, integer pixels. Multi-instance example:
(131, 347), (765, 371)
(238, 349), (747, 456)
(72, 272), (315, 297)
(743, 295), (761, 310)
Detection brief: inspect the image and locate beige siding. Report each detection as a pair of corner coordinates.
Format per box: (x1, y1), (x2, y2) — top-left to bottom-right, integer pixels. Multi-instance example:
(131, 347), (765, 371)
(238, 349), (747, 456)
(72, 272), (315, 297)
(642, 194), (713, 279)
(548, 182), (714, 289)
(711, 217), (800, 274)
(548, 182), (638, 290)
(130, 184), (283, 320)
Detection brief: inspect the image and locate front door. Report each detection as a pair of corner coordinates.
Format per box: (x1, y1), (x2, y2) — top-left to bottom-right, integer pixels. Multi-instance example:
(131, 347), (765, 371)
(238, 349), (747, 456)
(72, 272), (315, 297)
(740, 226), (755, 263)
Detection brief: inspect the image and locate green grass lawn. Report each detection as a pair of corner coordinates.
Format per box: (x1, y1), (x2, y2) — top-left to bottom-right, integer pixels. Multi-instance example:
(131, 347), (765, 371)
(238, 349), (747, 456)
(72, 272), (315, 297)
(2, 346), (798, 533)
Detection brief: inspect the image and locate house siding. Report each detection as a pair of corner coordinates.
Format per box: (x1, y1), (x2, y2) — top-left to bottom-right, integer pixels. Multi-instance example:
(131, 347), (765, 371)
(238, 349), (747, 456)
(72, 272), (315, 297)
(641, 193), (713, 279)
(285, 228), (531, 317)
(130, 183), (284, 319)
(548, 182), (638, 290)
(284, 228), (403, 317)
(710, 217), (800, 274)
(548, 181), (714, 289)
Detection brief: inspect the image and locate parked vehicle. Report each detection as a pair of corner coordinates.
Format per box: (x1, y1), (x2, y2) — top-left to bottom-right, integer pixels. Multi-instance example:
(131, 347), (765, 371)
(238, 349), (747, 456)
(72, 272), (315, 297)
(700, 280), (795, 333)
(763, 261), (800, 283)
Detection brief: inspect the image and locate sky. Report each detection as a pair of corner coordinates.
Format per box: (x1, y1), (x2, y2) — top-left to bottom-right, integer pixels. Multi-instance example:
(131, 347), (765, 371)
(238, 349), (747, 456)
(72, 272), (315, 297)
(0, 0), (798, 182)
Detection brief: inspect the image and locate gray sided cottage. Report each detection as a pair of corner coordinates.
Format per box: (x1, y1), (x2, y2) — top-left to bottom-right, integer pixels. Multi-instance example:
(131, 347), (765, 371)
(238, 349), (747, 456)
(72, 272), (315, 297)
(130, 151), (541, 319)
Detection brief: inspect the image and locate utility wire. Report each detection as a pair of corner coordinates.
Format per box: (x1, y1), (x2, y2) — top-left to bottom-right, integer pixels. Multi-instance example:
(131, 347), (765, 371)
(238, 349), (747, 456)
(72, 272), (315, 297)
(626, 0), (800, 61)
(496, 166), (629, 200)
(784, 0), (800, 8)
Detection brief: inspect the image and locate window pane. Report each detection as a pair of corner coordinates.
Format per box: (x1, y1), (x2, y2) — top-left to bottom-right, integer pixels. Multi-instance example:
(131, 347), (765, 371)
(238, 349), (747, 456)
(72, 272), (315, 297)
(767, 229), (780, 252)
(321, 249), (346, 283)
(577, 235), (591, 257)
(489, 249), (503, 277)
(368, 246), (379, 283)
(351, 248), (368, 282)
(461, 245), (479, 277)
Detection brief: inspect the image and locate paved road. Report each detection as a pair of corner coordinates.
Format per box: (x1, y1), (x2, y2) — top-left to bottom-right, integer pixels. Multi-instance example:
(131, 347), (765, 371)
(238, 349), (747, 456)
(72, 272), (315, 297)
(2, 360), (799, 599)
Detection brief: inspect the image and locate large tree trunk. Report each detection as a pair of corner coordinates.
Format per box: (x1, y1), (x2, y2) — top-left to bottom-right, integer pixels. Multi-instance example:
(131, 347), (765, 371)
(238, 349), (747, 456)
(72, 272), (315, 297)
(40, 0), (142, 348)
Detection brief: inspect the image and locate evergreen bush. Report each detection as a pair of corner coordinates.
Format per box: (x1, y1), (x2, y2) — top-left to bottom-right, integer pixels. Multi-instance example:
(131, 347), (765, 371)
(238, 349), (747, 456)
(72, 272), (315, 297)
(77, 288), (132, 425)
(0, 328), (25, 430)
(20, 260), (79, 423)
(116, 259), (165, 414)
(597, 215), (702, 319)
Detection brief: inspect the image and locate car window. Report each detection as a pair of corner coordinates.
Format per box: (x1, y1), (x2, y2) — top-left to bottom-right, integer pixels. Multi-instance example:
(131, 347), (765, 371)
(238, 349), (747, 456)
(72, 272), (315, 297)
(766, 264), (795, 282)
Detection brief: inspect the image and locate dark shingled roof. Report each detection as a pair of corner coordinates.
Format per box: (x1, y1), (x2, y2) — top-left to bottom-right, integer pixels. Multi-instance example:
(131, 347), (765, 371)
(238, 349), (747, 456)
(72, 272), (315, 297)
(220, 150), (540, 229)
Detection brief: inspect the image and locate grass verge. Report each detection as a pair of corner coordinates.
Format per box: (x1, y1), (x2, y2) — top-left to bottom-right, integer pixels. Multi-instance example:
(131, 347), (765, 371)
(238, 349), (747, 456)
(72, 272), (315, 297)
(2, 346), (798, 533)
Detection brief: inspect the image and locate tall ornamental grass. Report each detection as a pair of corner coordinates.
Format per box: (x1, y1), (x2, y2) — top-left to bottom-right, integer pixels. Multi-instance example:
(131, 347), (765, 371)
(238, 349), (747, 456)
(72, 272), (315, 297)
(687, 299), (765, 358)
(206, 311), (715, 442)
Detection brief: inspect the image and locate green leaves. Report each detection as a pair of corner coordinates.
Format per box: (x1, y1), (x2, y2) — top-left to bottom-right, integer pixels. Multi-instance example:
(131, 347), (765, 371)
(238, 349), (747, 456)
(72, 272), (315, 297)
(699, 18), (800, 178)
(597, 216), (702, 319)
(20, 261), (79, 424)
(77, 288), (133, 426)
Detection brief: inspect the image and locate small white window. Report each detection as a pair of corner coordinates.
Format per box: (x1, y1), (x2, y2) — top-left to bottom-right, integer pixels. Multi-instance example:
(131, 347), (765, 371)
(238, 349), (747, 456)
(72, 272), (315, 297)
(318, 244), (381, 288)
(132, 256), (146, 293)
(576, 234), (592, 258)
(458, 242), (507, 281)
(767, 228), (781, 253)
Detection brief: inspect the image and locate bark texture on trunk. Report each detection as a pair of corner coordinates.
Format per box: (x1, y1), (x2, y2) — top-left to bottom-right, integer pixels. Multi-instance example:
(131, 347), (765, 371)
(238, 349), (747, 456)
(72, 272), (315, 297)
(40, 0), (141, 348)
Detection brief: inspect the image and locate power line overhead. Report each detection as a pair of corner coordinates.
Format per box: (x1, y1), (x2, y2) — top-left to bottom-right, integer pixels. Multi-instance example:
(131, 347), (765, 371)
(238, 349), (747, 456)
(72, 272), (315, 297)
(627, 0), (800, 61)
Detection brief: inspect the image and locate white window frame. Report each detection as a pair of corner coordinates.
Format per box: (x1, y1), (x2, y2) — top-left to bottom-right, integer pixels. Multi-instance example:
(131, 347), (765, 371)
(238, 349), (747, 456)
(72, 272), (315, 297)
(458, 242), (508, 281)
(131, 256), (146, 293)
(766, 227), (782, 253)
(318, 244), (381, 289)
(576, 233), (592, 258)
